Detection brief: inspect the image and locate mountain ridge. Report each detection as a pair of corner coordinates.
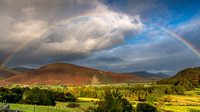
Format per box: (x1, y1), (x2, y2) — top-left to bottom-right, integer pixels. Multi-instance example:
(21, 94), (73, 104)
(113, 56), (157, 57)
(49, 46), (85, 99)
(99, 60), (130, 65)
(0, 66), (21, 81)
(125, 71), (170, 79)
(0, 63), (142, 86)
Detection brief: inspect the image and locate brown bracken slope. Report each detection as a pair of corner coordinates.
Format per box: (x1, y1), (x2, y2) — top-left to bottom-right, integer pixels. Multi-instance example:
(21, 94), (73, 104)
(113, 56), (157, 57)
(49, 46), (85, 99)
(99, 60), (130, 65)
(0, 63), (142, 86)
(0, 66), (21, 81)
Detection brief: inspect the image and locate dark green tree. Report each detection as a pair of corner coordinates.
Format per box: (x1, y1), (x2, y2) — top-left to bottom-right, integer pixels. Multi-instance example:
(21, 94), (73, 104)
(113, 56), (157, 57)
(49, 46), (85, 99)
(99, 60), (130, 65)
(136, 103), (158, 112)
(23, 87), (55, 106)
(88, 89), (134, 112)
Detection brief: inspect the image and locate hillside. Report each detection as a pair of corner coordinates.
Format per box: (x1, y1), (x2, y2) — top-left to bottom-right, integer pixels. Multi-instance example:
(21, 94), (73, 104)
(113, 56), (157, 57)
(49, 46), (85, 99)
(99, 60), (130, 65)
(126, 71), (170, 79)
(157, 67), (200, 88)
(11, 67), (35, 72)
(0, 63), (142, 86)
(0, 66), (21, 80)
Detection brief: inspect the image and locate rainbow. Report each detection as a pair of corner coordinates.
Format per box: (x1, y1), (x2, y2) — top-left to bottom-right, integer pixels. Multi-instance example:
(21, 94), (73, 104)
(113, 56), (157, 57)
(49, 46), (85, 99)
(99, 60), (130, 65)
(142, 19), (200, 59)
(0, 12), (199, 71)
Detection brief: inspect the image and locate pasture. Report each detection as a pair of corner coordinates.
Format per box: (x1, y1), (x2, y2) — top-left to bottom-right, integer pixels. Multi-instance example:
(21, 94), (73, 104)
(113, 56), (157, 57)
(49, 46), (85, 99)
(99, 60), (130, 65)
(161, 88), (200, 112)
(8, 97), (98, 112)
(4, 84), (200, 112)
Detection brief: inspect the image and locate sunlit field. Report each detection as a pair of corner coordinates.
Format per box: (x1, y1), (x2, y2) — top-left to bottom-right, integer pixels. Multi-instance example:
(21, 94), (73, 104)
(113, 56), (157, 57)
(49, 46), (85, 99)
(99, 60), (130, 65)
(5, 86), (200, 112)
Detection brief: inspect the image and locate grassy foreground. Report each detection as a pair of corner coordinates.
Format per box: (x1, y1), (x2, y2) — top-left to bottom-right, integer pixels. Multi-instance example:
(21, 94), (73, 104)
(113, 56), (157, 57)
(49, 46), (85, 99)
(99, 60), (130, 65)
(8, 103), (82, 112)
(161, 87), (200, 112)
(6, 85), (200, 112)
(8, 97), (98, 112)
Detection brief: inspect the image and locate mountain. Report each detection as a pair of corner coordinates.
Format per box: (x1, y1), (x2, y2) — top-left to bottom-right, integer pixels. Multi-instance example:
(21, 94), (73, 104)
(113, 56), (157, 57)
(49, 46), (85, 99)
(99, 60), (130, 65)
(11, 67), (35, 72)
(0, 66), (21, 81)
(126, 71), (170, 79)
(157, 67), (200, 88)
(0, 63), (142, 86)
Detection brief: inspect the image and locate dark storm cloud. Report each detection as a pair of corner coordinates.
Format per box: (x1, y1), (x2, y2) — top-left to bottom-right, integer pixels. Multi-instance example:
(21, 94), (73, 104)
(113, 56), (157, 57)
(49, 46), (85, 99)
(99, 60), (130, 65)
(0, 0), (143, 67)
(71, 36), (200, 75)
(96, 57), (122, 62)
(0, 0), (199, 76)
(69, 17), (200, 75)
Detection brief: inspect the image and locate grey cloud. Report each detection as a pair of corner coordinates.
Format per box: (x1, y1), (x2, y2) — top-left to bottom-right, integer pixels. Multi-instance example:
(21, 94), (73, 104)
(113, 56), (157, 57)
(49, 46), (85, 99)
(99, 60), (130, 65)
(69, 27), (200, 75)
(176, 18), (200, 50)
(0, 0), (143, 67)
(1, 0), (199, 76)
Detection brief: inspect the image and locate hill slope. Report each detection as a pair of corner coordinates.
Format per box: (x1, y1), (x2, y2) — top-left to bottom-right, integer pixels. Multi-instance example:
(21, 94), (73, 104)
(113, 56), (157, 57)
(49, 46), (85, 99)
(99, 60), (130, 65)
(0, 66), (21, 80)
(0, 63), (142, 86)
(157, 67), (200, 88)
(126, 71), (170, 79)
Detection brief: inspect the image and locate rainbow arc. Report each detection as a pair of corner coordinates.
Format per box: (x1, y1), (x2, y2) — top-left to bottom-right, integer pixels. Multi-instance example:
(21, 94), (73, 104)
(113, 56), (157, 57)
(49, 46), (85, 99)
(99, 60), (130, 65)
(0, 13), (199, 71)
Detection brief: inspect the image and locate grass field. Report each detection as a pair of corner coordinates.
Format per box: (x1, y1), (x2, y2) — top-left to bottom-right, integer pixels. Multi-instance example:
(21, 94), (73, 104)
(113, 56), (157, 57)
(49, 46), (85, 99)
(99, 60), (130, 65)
(186, 88), (200, 95)
(9, 102), (83, 112)
(5, 85), (200, 112)
(163, 106), (200, 112)
(5, 82), (151, 89)
(77, 97), (99, 102)
(8, 97), (97, 112)
(162, 88), (200, 112)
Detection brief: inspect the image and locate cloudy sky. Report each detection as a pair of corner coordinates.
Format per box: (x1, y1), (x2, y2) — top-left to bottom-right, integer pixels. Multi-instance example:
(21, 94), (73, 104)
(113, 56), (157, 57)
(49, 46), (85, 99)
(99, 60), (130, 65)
(0, 0), (200, 75)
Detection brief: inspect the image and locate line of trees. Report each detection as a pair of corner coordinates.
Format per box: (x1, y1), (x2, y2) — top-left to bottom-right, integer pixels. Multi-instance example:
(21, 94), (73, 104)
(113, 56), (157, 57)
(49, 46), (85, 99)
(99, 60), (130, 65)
(0, 87), (76, 106)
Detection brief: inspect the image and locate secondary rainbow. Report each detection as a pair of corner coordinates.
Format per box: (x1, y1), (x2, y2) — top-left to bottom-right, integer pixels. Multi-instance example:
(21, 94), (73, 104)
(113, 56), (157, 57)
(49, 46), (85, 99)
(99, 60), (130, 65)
(0, 13), (199, 71)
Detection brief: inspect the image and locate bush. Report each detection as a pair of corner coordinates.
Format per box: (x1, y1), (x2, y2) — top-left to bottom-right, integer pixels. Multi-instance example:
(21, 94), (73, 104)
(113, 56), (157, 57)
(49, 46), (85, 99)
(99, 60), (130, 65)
(65, 97), (77, 102)
(66, 102), (80, 108)
(162, 96), (172, 102)
(65, 93), (77, 102)
(136, 103), (158, 112)
(54, 91), (65, 102)
(146, 96), (158, 103)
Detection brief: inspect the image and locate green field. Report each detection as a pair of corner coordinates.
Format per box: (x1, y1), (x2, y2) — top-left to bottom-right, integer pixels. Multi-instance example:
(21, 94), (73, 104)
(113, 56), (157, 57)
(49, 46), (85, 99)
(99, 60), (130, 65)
(161, 88), (200, 112)
(163, 106), (200, 112)
(5, 82), (151, 89)
(4, 85), (200, 112)
(8, 97), (99, 112)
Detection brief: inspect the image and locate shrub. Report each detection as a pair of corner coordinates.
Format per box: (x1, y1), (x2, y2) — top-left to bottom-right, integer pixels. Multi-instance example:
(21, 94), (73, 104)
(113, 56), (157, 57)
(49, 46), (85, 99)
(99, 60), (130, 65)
(66, 102), (80, 108)
(54, 91), (65, 102)
(146, 96), (158, 104)
(162, 96), (172, 102)
(65, 92), (77, 102)
(173, 86), (186, 95)
(136, 103), (158, 112)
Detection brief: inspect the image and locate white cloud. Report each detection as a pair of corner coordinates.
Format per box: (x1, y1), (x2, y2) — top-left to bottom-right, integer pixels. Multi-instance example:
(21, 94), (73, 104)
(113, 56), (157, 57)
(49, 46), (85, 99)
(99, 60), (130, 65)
(0, 0), (143, 66)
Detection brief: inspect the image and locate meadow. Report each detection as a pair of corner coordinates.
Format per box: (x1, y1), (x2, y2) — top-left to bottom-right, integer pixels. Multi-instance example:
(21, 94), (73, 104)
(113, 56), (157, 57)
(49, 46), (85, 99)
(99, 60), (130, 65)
(4, 83), (200, 112)
(8, 97), (96, 112)
(161, 88), (200, 112)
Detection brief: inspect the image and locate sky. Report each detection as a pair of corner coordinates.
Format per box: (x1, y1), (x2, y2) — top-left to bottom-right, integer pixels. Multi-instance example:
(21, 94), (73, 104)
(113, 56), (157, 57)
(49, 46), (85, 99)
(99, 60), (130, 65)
(0, 0), (200, 75)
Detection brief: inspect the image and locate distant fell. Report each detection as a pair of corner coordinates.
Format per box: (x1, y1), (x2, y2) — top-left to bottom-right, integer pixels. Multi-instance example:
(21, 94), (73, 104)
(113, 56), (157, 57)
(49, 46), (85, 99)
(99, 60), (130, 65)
(0, 66), (21, 81)
(0, 63), (142, 86)
(11, 67), (35, 72)
(126, 71), (170, 79)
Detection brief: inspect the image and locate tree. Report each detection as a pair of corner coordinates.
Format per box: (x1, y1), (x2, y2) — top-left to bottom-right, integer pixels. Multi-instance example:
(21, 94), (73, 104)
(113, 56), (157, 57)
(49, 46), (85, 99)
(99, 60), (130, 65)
(23, 87), (55, 106)
(87, 89), (134, 112)
(54, 91), (65, 102)
(65, 92), (77, 102)
(136, 103), (158, 112)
